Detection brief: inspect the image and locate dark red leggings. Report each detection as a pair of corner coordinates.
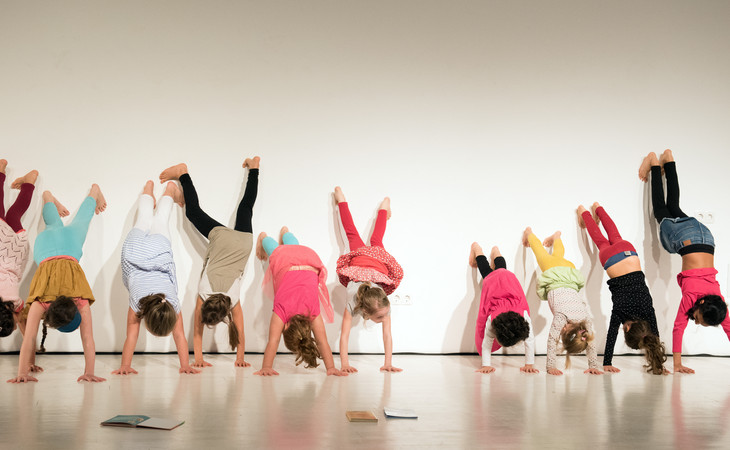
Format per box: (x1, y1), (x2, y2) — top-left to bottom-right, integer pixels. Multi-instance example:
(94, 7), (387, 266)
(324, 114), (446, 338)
(581, 206), (636, 267)
(337, 202), (387, 251)
(0, 173), (34, 232)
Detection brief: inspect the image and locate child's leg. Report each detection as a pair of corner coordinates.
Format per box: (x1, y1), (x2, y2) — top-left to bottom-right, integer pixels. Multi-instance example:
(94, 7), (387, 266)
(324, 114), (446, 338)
(233, 167), (259, 233)
(581, 210), (610, 250)
(337, 202), (365, 251)
(281, 232), (299, 246)
(650, 166), (671, 223)
(526, 233), (572, 272)
(0, 171), (6, 220)
(65, 197), (97, 250)
(133, 192), (155, 233)
(369, 210), (388, 248)
(262, 236), (279, 256)
(593, 206), (623, 244)
(41, 193), (64, 228)
(662, 161), (688, 219)
(475, 255), (492, 279)
(151, 196), (174, 240)
(178, 173), (224, 239)
(5, 184), (35, 232)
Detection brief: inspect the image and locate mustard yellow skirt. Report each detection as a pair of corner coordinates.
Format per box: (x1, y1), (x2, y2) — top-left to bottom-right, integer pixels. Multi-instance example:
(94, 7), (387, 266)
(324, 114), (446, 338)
(23, 258), (95, 317)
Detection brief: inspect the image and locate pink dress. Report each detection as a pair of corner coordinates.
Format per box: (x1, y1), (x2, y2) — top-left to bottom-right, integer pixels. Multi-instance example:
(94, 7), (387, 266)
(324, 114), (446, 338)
(475, 269), (531, 355)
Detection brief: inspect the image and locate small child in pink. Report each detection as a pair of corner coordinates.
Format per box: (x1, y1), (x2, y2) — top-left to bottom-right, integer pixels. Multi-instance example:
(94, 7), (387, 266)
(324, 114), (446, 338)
(254, 227), (345, 377)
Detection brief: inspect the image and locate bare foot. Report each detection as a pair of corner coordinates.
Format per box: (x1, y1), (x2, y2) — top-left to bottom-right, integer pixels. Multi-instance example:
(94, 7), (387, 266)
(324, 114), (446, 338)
(243, 156), (261, 169)
(379, 197), (391, 219)
(143, 180), (156, 208)
(159, 163), (188, 183)
(279, 226), (289, 245)
(543, 231), (561, 248)
(522, 227), (533, 247)
(577, 205), (588, 228)
(660, 149), (674, 165)
(256, 232), (268, 260)
(165, 182), (184, 207)
(89, 184), (107, 214)
(334, 186), (346, 204)
(469, 242), (483, 268)
(43, 191), (70, 217)
(0, 159), (7, 173)
(11, 170), (39, 189)
(591, 202), (602, 224)
(638, 152), (659, 182)
(490, 246), (502, 269)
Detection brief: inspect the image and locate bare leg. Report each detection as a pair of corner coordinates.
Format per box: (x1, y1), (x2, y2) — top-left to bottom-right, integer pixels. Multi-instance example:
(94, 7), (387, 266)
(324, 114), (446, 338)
(256, 232), (268, 260)
(638, 152), (659, 182)
(43, 190), (70, 217)
(469, 242), (483, 268)
(159, 163), (189, 183)
(334, 186), (346, 204)
(89, 184), (107, 214)
(243, 156), (261, 169)
(11, 170), (39, 189)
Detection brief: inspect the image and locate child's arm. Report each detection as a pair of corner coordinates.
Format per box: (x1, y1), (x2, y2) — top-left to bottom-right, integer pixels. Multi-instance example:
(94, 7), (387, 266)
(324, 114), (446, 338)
(521, 312), (538, 373)
(112, 307), (141, 375)
(192, 295), (211, 367)
(172, 313), (200, 374)
(380, 315), (402, 372)
(477, 318), (495, 373)
(583, 319), (604, 375)
(603, 311), (621, 372)
(311, 314), (347, 376)
(7, 303), (43, 383)
(339, 309), (357, 372)
(231, 302), (250, 367)
(254, 313), (285, 376)
(546, 315), (566, 376)
(15, 311), (43, 373)
(77, 304), (106, 383)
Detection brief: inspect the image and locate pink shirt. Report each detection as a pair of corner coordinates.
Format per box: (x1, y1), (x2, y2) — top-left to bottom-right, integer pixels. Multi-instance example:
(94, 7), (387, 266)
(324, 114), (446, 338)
(273, 271), (320, 323)
(672, 268), (730, 353)
(475, 268), (531, 355)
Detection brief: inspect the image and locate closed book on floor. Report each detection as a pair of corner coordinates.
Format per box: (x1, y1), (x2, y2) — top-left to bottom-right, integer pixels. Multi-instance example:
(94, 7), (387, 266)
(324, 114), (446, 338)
(101, 415), (184, 430)
(383, 407), (418, 419)
(346, 411), (378, 422)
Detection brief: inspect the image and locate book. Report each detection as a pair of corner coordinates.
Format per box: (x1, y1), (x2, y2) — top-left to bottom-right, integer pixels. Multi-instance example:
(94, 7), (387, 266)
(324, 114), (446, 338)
(383, 407), (418, 419)
(346, 411), (378, 422)
(101, 415), (184, 430)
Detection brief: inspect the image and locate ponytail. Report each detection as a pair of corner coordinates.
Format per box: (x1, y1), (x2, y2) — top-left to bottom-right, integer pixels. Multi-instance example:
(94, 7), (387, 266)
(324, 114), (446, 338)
(227, 309), (239, 351)
(354, 282), (389, 319)
(625, 320), (667, 375)
(39, 321), (48, 353)
(282, 315), (321, 368)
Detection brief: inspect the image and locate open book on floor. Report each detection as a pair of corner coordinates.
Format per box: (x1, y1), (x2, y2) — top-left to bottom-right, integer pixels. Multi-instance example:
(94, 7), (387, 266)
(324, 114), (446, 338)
(101, 415), (184, 430)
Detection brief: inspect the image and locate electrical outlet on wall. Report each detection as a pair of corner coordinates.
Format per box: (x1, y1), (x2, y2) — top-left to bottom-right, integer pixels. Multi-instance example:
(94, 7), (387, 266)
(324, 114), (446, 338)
(391, 294), (413, 305)
(695, 211), (715, 224)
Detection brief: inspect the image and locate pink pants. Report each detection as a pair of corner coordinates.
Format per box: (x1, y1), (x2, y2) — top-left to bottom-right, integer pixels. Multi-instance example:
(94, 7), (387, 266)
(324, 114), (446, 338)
(337, 202), (387, 251)
(581, 207), (636, 268)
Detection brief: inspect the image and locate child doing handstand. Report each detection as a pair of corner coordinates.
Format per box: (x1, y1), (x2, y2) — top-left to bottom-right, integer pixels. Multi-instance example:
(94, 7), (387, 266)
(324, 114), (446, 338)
(639, 149), (729, 373)
(254, 227), (346, 377)
(578, 202), (667, 374)
(522, 227), (603, 376)
(0, 160), (38, 338)
(7, 184), (107, 383)
(468, 243), (537, 374)
(159, 157), (259, 368)
(113, 180), (199, 375)
(333, 187), (403, 373)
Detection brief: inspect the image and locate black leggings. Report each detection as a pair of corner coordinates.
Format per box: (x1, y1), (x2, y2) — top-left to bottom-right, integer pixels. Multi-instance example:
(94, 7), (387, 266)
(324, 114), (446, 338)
(179, 169), (259, 238)
(651, 161), (687, 223)
(475, 255), (506, 279)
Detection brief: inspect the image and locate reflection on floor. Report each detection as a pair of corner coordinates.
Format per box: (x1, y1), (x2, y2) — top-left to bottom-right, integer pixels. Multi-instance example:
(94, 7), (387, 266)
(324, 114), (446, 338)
(2, 354), (730, 449)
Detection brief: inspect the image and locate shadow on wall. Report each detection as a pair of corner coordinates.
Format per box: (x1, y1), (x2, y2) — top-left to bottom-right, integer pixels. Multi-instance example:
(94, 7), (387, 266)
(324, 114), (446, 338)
(576, 225), (606, 352)
(180, 203), (208, 349)
(516, 244), (547, 340)
(443, 264), (480, 359)
(92, 199), (140, 353)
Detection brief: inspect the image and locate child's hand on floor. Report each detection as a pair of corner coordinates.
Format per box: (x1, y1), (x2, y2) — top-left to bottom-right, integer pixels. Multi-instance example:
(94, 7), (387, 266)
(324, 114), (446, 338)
(77, 374), (106, 383)
(341, 365), (358, 373)
(7, 375), (38, 383)
(547, 368), (563, 376)
(327, 367), (349, 377)
(29, 365), (43, 373)
(179, 366), (201, 374)
(254, 368), (279, 376)
(476, 366), (495, 374)
(234, 359), (251, 368)
(674, 365), (694, 374)
(520, 364), (539, 374)
(380, 365), (403, 373)
(584, 368), (604, 375)
(192, 359), (212, 368)
(112, 366), (138, 375)
(603, 365), (620, 373)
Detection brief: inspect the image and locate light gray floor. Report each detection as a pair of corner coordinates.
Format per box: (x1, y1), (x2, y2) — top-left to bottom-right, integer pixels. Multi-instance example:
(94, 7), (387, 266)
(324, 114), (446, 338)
(2, 354), (730, 449)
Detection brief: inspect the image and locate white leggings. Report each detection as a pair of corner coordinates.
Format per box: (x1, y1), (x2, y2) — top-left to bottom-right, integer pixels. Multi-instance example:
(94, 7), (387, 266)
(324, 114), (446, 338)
(134, 194), (173, 240)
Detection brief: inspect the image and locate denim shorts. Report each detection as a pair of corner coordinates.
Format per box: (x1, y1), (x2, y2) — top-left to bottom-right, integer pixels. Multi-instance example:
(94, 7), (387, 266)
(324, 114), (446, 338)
(659, 217), (715, 254)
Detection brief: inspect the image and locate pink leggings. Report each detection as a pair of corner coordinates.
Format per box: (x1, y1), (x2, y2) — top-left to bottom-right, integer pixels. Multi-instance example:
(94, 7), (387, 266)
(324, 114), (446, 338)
(337, 202), (387, 251)
(581, 206), (636, 268)
(0, 173), (34, 233)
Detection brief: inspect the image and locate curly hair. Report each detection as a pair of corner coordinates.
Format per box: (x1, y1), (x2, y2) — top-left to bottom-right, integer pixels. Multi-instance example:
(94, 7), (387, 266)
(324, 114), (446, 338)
(137, 293), (177, 337)
(353, 282), (389, 319)
(624, 320), (667, 375)
(0, 300), (15, 338)
(40, 296), (79, 353)
(688, 295), (728, 326)
(560, 321), (594, 369)
(491, 311), (530, 348)
(201, 293), (239, 350)
(282, 314), (321, 368)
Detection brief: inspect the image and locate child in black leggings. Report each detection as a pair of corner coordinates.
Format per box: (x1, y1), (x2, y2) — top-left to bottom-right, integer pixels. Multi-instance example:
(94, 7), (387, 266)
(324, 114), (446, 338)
(159, 157), (260, 368)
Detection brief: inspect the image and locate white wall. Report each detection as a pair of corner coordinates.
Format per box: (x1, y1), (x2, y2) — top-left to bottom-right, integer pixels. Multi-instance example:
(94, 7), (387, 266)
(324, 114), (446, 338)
(1, 0), (729, 358)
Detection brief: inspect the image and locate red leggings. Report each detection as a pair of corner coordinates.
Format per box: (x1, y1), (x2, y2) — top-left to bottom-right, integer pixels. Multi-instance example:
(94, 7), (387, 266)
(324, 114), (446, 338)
(337, 202), (387, 250)
(0, 173), (34, 232)
(581, 206), (636, 267)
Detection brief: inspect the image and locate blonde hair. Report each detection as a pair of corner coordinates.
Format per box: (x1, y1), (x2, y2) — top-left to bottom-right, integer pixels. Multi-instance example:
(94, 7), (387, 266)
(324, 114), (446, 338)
(282, 315), (321, 368)
(353, 282), (389, 319)
(560, 321), (594, 369)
